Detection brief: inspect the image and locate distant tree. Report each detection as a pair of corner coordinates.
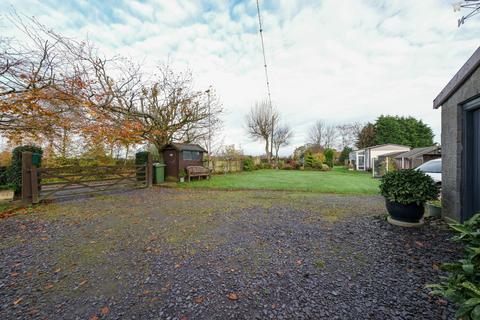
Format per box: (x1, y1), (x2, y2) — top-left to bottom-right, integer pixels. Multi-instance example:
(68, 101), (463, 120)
(374, 115), (434, 148)
(323, 125), (337, 149)
(339, 146), (353, 164)
(336, 123), (361, 149)
(273, 125), (293, 162)
(356, 123), (376, 149)
(308, 120), (337, 149)
(324, 148), (335, 168)
(308, 120), (325, 149)
(245, 100), (279, 163)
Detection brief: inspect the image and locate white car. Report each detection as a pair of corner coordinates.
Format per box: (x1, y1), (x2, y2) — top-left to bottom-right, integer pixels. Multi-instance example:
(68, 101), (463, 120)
(416, 159), (441, 185)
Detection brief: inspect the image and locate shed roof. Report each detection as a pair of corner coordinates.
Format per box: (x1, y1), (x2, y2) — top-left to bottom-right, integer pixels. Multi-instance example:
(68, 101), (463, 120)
(433, 47), (480, 109)
(377, 151), (406, 159)
(161, 143), (207, 153)
(394, 146), (440, 159)
(351, 144), (410, 152)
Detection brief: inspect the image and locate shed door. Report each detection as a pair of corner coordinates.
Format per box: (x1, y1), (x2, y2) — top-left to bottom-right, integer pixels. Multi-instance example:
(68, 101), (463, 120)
(464, 101), (480, 221)
(165, 150), (178, 178)
(472, 108), (480, 216)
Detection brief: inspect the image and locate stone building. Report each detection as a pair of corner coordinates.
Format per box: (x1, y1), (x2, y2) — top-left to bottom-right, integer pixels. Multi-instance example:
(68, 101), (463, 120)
(433, 47), (480, 222)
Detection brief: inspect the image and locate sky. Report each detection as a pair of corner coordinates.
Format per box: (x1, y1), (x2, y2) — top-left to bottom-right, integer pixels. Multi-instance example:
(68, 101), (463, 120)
(1, 0), (479, 156)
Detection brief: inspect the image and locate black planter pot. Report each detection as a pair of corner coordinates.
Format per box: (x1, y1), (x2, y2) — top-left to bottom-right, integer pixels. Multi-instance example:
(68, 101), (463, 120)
(385, 200), (425, 223)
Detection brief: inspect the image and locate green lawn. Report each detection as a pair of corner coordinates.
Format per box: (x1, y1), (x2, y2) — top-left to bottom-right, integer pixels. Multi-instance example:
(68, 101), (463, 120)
(181, 167), (379, 194)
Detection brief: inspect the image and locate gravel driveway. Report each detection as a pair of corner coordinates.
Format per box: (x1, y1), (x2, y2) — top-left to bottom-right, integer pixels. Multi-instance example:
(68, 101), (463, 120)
(0, 188), (459, 319)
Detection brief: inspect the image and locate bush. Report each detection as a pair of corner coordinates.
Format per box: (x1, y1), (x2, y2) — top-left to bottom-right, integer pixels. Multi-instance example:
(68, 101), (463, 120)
(321, 164), (331, 171)
(262, 163), (272, 169)
(135, 151), (150, 181)
(312, 161), (323, 170)
(304, 152), (314, 168)
(379, 169), (438, 205)
(135, 151), (150, 165)
(428, 214), (480, 319)
(243, 157), (255, 171)
(0, 166), (7, 185)
(339, 147), (352, 164)
(282, 163), (293, 170)
(5, 146), (43, 195)
(324, 148), (335, 168)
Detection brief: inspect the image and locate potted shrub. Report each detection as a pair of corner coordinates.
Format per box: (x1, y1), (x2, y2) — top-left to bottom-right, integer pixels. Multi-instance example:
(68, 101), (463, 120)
(425, 199), (442, 217)
(179, 170), (187, 183)
(380, 169), (439, 225)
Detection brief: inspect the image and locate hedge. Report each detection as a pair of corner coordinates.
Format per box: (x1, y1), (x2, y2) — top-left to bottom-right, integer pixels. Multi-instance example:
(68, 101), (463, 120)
(5, 146), (43, 195)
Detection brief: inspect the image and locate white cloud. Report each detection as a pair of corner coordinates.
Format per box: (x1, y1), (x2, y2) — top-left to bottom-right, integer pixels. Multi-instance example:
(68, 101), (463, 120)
(1, 0), (478, 155)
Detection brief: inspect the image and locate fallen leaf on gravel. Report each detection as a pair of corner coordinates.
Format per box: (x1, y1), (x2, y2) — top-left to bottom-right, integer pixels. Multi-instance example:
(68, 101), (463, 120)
(180, 316), (188, 320)
(78, 279), (88, 286)
(296, 259), (303, 266)
(415, 241), (425, 248)
(436, 298), (448, 305)
(44, 284), (54, 290)
(89, 316), (99, 320)
(194, 296), (204, 304)
(174, 263), (181, 269)
(13, 297), (23, 305)
(100, 306), (109, 315)
(40, 237), (49, 241)
(276, 271), (284, 277)
(13, 262), (22, 268)
(54, 268), (61, 273)
(227, 292), (238, 301)
(10, 272), (19, 277)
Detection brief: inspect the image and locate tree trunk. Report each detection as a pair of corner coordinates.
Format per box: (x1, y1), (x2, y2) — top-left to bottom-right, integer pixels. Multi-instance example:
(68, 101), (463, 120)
(124, 144), (130, 165)
(264, 138), (270, 163)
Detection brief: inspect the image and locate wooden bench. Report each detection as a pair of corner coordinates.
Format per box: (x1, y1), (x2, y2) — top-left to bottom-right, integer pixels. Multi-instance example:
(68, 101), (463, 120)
(186, 166), (210, 182)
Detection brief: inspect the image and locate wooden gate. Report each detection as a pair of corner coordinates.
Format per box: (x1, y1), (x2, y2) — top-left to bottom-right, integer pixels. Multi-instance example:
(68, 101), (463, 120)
(22, 152), (153, 204)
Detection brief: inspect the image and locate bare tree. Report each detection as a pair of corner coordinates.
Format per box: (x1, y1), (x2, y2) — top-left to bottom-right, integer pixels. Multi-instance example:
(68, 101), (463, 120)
(273, 124), (293, 162)
(308, 120), (337, 149)
(245, 100), (278, 163)
(323, 124), (337, 149)
(308, 120), (325, 148)
(336, 123), (361, 149)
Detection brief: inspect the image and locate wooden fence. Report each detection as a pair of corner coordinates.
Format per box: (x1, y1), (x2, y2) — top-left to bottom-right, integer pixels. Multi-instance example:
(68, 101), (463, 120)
(22, 152), (153, 204)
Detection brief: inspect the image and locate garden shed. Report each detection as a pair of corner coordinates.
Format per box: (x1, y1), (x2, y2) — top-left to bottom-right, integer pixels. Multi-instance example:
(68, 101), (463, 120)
(393, 145), (441, 169)
(433, 46), (480, 222)
(161, 143), (207, 180)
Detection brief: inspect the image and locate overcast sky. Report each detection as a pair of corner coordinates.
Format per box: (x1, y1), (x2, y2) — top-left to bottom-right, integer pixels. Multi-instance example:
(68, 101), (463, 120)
(1, 0), (479, 156)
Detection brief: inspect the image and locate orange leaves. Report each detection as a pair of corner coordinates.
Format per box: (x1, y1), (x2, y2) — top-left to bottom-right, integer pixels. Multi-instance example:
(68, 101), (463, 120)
(13, 297), (23, 305)
(89, 305), (109, 319)
(227, 292), (239, 301)
(100, 306), (109, 315)
(194, 296), (204, 304)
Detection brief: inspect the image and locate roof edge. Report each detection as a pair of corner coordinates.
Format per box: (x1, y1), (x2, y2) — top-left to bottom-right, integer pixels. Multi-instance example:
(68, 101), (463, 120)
(433, 47), (480, 109)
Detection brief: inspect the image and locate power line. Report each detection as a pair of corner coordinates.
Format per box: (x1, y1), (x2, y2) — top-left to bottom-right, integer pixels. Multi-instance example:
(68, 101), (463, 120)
(256, 0), (275, 162)
(256, 0), (272, 107)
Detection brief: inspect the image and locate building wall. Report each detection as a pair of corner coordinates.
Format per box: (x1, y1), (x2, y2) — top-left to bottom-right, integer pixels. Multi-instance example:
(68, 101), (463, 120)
(441, 66), (480, 221)
(369, 146), (410, 170)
